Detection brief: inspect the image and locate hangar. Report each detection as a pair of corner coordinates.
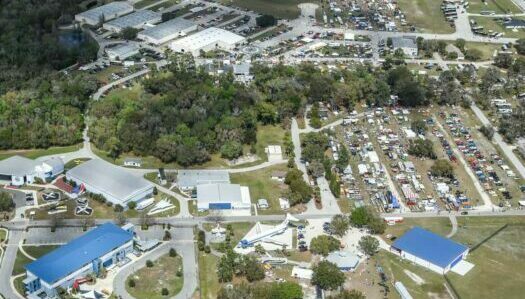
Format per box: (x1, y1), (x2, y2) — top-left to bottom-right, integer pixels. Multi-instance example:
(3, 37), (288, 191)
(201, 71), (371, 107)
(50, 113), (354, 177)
(138, 18), (198, 45)
(66, 159), (153, 206)
(75, 2), (134, 26)
(103, 10), (161, 33)
(170, 27), (245, 56)
(176, 170), (230, 191)
(196, 183), (251, 210)
(24, 223), (134, 298)
(0, 156), (64, 186)
(390, 227), (469, 274)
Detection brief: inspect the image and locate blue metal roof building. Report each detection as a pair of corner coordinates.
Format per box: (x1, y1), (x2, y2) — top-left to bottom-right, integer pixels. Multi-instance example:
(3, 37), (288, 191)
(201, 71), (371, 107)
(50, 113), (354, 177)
(391, 227), (469, 274)
(24, 223), (134, 298)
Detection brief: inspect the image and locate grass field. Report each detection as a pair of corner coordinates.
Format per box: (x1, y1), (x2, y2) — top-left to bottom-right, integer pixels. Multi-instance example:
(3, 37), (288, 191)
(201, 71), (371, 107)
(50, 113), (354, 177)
(379, 216), (525, 299)
(127, 254), (183, 298)
(134, 0), (163, 9)
(467, 0), (522, 14)
(397, 0), (455, 34)
(198, 253), (220, 299)
(470, 16), (525, 39)
(0, 228), (7, 243)
(463, 41), (500, 60)
(0, 144), (81, 161)
(230, 164), (289, 214)
(149, 0), (180, 11)
(219, 0), (319, 19)
(12, 245), (58, 275)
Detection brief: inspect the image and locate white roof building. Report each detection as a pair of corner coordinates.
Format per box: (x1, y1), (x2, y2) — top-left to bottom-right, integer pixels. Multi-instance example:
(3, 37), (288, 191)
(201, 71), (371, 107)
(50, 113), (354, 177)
(103, 10), (161, 32)
(138, 18), (198, 45)
(196, 183), (251, 210)
(170, 27), (245, 56)
(326, 251), (360, 271)
(66, 159), (153, 206)
(105, 43), (140, 61)
(75, 2), (134, 26)
(176, 170), (230, 190)
(0, 156), (64, 186)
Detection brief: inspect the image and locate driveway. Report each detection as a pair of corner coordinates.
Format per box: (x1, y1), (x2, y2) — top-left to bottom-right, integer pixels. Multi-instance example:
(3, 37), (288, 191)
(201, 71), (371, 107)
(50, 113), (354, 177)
(113, 227), (197, 299)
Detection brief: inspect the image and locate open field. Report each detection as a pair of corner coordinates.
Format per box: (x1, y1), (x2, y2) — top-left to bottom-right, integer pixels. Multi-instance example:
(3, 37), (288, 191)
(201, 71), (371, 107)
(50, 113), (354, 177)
(12, 245), (58, 275)
(219, 0), (319, 19)
(397, 0), (455, 34)
(379, 216), (525, 299)
(231, 164), (289, 214)
(198, 253), (220, 299)
(467, 0), (522, 14)
(0, 144), (81, 161)
(126, 254), (183, 298)
(149, 0), (180, 11)
(470, 16), (525, 39)
(463, 41), (501, 60)
(254, 124), (287, 161)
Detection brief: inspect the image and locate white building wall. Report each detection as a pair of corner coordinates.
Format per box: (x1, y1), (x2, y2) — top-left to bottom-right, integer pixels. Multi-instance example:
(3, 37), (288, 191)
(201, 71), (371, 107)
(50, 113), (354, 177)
(138, 25), (198, 45)
(400, 251), (445, 274)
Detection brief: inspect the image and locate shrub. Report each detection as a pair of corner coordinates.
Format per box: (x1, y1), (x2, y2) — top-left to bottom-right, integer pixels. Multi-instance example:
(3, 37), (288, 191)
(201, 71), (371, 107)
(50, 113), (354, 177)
(169, 248), (177, 257)
(146, 260), (154, 267)
(161, 288), (169, 296)
(128, 279), (135, 288)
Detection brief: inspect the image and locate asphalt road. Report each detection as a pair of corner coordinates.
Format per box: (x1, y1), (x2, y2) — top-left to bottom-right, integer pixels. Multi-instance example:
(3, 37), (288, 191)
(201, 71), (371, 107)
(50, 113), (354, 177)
(113, 227), (197, 299)
(0, 230), (23, 299)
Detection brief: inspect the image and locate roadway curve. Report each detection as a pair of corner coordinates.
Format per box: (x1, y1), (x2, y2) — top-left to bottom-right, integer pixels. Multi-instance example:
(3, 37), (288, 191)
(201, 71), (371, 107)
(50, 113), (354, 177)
(113, 230), (197, 299)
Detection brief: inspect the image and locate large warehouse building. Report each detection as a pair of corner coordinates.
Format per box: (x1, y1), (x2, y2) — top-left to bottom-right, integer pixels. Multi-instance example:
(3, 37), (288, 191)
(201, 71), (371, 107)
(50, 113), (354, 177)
(196, 183), (251, 211)
(138, 18), (198, 45)
(170, 27), (245, 56)
(390, 227), (469, 274)
(103, 10), (161, 33)
(75, 2), (134, 26)
(66, 159), (153, 206)
(24, 223), (134, 298)
(176, 170), (230, 191)
(0, 155), (64, 186)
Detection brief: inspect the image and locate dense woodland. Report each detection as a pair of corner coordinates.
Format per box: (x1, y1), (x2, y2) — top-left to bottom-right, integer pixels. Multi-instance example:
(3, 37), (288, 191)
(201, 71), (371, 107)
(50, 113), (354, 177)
(0, 0), (99, 149)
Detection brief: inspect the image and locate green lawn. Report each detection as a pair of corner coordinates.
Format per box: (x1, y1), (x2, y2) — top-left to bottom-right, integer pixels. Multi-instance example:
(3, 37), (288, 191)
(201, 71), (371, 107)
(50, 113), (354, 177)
(463, 41), (500, 60)
(0, 144), (81, 161)
(198, 253), (220, 299)
(0, 228), (7, 243)
(14, 275), (26, 297)
(470, 16), (525, 39)
(126, 254), (183, 299)
(448, 217), (525, 299)
(397, 0), (455, 33)
(467, 0), (522, 14)
(149, 0), (180, 11)
(64, 158), (91, 171)
(230, 164), (289, 214)
(379, 217), (525, 299)
(13, 245), (58, 275)
(219, 0), (320, 19)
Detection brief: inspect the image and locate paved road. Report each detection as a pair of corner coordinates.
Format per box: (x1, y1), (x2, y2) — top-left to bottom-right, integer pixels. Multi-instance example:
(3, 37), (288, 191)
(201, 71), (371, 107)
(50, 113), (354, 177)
(113, 228), (197, 299)
(0, 230), (24, 299)
(92, 68), (150, 100)
(470, 103), (525, 179)
(447, 214), (458, 238)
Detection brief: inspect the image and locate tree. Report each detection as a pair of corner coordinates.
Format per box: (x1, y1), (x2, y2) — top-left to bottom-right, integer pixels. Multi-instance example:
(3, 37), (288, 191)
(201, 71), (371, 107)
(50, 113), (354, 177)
(241, 256), (265, 282)
(359, 236), (379, 256)
(268, 282), (303, 299)
(128, 279), (135, 288)
(220, 141), (243, 160)
(411, 119), (427, 134)
(0, 192), (14, 212)
(161, 288), (169, 296)
(514, 38), (525, 55)
(455, 38), (466, 52)
(217, 249), (237, 282)
(408, 139), (436, 159)
(146, 260), (154, 267)
(312, 261), (345, 290)
(336, 146), (349, 171)
(163, 230), (172, 241)
(430, 159), (454, 178)
(120, 27), (139, 40)
(479, 125), (494, 140)
(308, 160), (325, 178)
(169, 248), (177, 257)
(255, 244), (266, 254)
(256, 14), (277, 27)
(114, 204), (124, 213)
(465, 48), (482, 61)
(127, 201), (137, 210)
(310, 235), (340, 256)
(328, 290), (366, 299)
(350, 207), (369, 227)
(494, 53), (513, 69)
(330, 214), (350, 237)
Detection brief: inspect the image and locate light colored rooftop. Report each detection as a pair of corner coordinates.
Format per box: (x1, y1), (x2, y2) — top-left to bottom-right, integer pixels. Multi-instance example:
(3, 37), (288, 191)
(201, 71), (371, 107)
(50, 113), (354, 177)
(139, 18), (197, 40)
(176, 170), (230, 188)
(170, 27), (245, 51)
(76, 2), (133, 21)
(106, 43), (140, 57)
(67, 159), (152, 202)
(326, 251), (360, 269)
(197, 183), (246, 204)
(105, 10), (160, 29)
(0, 155), (39, 177)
